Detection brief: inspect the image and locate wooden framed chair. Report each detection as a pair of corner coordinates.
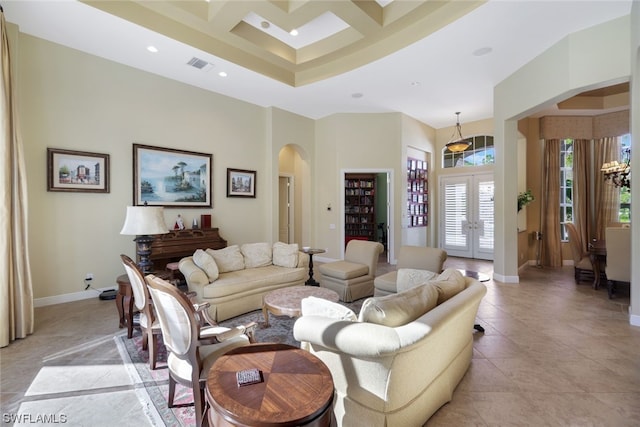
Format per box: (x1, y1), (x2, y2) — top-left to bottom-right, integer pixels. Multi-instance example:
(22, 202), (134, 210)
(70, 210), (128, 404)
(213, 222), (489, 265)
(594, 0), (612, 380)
(564, 223), (594, 284)
(120, 254), (162, 370)
(145, 274), (256, 426)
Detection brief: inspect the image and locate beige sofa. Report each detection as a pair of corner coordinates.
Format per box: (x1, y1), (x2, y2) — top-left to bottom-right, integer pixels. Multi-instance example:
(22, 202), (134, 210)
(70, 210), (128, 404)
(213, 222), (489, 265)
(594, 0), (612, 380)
(294, 269), (486, 427)
(179, 242), (309, 322)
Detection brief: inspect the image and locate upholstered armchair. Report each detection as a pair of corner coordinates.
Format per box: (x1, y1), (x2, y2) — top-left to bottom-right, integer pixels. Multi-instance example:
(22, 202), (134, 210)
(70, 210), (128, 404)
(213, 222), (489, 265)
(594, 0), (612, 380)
(374, 245), (447, 296)
(565, 222), (594, 283)
(145, 274), (256, 427)
(605, 226), (631, 298)
(318, 240), (384, 302)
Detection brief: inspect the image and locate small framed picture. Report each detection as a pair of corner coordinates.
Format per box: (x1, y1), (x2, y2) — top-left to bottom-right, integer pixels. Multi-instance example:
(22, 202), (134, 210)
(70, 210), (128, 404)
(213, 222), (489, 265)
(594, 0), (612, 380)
(227, 168), (256, 198)
(133, 144), (212, 207)
(47, 148), (110, 193)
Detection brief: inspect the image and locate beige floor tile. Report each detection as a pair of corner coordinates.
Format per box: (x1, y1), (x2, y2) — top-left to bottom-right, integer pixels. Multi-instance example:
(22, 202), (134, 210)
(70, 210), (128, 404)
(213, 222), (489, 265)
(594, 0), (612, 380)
(464, 391), (548, 425)
(592, 392), (640, 426)
(490, 358), (586, 392)
(523, 391), (633, 426)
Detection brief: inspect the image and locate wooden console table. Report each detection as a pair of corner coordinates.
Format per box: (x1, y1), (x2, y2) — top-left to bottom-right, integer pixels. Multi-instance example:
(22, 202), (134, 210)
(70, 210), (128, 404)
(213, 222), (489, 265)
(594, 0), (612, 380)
(143, 227), (227, 272)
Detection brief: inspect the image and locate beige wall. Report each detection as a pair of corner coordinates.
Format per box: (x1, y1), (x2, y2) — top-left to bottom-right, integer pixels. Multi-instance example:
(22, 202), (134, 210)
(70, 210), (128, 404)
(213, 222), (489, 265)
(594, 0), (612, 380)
(315, 113), (404, 260)
(270, 107), (315, 248)
(18, 33), (277, 302)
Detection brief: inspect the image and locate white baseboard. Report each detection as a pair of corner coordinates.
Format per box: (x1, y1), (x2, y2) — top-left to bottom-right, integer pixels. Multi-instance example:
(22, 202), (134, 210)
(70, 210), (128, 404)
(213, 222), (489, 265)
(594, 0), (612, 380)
(630, 312), (640, 327)
(493, 272), (519, 283)
(34, 286), (116, 307)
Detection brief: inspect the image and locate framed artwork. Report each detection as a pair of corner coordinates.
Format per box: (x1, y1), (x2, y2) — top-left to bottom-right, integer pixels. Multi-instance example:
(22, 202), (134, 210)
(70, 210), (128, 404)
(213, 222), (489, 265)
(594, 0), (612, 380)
(133, 144), (212, 207)
(226, 168), (256, 198)
(47, 148), (110, 193)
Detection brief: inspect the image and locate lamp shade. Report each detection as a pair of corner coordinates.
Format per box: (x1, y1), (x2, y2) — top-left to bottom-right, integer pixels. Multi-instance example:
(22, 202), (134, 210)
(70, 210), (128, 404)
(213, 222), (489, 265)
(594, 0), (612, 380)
(120, 206), (168, 236)
(446, 140), (472, 153)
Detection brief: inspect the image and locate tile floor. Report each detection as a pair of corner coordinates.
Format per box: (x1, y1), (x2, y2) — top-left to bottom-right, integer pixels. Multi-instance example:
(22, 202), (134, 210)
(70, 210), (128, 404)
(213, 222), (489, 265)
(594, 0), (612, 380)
(1, 258), (638, 426)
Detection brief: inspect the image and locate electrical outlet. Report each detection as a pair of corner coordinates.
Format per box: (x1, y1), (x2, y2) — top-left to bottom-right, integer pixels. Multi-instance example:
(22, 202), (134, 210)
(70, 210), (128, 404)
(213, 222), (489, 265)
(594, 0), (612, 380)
(85, 273), (94, 281)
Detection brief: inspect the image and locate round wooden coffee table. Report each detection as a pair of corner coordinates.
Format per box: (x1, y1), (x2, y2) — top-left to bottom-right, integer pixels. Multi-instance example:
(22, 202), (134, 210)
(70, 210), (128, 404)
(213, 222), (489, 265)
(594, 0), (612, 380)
(206, 343), (334, 427)
(262, 286), (339, 327)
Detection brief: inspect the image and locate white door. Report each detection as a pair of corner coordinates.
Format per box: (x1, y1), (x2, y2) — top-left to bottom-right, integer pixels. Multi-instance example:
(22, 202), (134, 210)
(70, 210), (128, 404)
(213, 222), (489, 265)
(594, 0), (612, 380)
(440, 174), (494, 260)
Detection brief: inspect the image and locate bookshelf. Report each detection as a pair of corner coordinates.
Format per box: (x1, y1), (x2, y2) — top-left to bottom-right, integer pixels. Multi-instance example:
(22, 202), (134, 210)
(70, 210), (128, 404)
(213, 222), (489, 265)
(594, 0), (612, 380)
(407, 158), (428, 227)
(345, 173), (376, 244)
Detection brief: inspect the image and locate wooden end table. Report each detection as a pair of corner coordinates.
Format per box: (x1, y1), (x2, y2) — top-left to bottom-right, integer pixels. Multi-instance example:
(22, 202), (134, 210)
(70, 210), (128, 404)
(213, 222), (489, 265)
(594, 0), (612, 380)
(206, 343), (334, 427)
(302, 248), (325, 286)
(116, 270), (171, 338)
(262, 286), (339, 327)
(588, 239), (607, 290)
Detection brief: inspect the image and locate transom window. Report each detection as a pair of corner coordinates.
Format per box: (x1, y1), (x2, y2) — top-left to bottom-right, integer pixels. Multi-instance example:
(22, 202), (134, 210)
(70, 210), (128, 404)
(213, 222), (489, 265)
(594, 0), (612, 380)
(443, 135), (494, 168)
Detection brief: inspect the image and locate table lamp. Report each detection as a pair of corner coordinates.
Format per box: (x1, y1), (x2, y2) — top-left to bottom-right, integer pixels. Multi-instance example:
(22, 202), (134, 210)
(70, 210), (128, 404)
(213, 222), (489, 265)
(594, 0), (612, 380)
(120, 205), (169, 274)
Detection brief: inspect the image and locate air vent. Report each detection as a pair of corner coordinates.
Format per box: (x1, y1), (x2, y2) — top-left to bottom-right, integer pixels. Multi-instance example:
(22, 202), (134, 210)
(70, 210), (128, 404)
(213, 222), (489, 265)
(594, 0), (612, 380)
(187, 57), (213, 71)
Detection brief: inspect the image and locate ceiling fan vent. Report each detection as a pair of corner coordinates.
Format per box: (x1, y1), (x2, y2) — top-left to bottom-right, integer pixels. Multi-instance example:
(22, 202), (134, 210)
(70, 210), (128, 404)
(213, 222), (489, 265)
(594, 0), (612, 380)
(187, 57), (213, 71)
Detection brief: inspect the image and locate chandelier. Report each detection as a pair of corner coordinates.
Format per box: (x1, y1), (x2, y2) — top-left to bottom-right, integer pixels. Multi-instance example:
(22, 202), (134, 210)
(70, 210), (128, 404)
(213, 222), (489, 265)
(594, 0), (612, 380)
(445, 112), (472, 153)
(601, 147), (631, 188)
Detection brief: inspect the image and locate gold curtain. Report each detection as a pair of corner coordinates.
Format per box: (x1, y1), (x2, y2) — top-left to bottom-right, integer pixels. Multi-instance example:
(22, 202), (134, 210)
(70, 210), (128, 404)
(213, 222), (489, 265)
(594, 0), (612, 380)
(594, 137), (620, 240)
(1, 10), (34, 347)
(573, 139), (591, 250)
(540, 139), (563, 267)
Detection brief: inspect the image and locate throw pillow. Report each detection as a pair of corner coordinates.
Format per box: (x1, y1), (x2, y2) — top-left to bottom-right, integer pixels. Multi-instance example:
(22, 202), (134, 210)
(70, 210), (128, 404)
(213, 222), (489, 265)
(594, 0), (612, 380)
(206, 245), (245, 273)
(272, 242), (299, 268)
(358, 283), (439, 327)
(301, 296), (357, 321)
(428, 268), (466, 304)
(192, 249), (219, 282)
(396, 268), (439, 292)
(240, 242), (272, 268)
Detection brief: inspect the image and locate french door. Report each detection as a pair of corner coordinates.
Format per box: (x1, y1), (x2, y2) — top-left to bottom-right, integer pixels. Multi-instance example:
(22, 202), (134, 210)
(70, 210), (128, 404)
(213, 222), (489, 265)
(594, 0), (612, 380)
(440, 173), (494, 260)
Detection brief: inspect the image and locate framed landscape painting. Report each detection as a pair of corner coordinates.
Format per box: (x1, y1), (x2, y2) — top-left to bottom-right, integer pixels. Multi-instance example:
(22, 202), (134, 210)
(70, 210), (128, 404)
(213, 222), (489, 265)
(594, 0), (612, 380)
(227, 168), (256, 198)
(47, 148), (110, 193)
(133, 144), (212, 207)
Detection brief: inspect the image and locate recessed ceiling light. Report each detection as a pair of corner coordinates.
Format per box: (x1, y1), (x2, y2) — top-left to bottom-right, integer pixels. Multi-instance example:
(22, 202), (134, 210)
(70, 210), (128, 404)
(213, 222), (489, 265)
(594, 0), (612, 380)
(289, 29), (299, 36)
(473, 47), (493, 57)
(218, 71), (227, 77)
(261, 21), (270, 29)
(147, 46), (158, 53)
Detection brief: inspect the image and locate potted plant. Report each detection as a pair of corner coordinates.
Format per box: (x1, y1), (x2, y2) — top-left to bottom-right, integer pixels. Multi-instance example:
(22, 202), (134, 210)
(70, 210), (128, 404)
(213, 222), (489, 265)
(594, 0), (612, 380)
(518, 190), (534, 212)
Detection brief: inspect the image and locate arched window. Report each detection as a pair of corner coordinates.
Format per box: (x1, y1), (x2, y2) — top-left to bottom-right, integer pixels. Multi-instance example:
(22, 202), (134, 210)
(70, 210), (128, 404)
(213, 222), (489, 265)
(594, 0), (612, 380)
(442, 135), (494, 168)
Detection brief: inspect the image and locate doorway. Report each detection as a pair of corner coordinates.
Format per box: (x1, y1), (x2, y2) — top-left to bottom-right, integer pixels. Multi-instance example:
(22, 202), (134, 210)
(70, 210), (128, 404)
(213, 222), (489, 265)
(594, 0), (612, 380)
(342, 170), (393, 263)
(440, 173), (494, 260)
(278, 175), (294, 243)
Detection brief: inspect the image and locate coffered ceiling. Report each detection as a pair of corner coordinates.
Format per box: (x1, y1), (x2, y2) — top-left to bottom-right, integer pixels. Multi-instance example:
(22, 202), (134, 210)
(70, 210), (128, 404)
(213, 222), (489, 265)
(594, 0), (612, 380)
(4, 1), (633, 128)
(82, 0), (484, 87)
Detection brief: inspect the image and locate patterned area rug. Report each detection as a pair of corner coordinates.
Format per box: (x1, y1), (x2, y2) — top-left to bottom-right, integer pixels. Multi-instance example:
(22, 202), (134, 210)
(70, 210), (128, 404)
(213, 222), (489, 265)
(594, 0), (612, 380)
(116, 298), (365, 426)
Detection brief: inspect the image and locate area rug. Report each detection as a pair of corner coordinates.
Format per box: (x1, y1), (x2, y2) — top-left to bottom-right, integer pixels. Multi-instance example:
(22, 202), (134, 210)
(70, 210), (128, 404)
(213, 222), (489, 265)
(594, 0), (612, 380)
(116, 299), (365, 426)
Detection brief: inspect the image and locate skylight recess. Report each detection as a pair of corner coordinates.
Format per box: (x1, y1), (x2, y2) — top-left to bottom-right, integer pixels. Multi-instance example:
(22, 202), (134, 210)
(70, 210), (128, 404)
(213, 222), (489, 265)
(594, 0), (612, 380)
(242, 11), (350, 49)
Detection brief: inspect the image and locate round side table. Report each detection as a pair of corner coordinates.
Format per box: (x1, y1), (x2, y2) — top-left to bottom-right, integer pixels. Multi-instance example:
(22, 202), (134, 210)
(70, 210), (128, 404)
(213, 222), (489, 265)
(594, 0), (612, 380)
(206, 343), (334, 427)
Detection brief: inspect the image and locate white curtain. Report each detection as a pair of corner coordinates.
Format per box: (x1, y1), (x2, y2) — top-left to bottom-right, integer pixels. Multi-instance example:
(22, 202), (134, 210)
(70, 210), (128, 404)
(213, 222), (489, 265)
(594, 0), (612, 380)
(1, 8), (34, 347)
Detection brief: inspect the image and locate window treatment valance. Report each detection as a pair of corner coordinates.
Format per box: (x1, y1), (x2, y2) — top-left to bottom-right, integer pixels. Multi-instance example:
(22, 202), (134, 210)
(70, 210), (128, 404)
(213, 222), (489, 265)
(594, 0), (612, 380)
(539, 110), (629, 140)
